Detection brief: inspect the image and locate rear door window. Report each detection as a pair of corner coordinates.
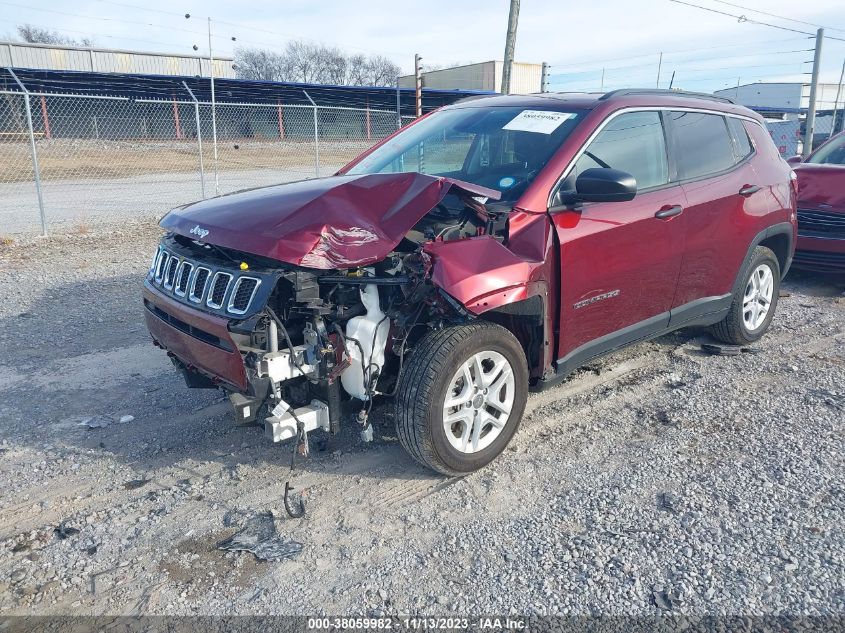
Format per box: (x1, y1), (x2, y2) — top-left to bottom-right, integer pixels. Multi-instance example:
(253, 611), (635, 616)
(671, 111), (735, 179)
(727, 117), (753, 162)
(570, 111), (669, 190)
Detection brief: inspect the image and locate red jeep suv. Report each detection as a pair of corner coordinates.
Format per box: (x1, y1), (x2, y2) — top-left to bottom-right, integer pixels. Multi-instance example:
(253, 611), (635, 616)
(789, 131), (845, 272)
(143, 89), (796, 475)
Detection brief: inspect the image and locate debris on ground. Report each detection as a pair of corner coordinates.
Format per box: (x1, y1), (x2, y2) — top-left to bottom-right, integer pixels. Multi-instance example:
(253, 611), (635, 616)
(123, 479), (150, 490)
(700, 343), (743, 356)
(283, 482), (306, 519)
(654, 409), (681, 428)
(54, 523), (80, 539)
(77, 414), (134, 428)
(217, 512), (304, 562)
(652, 587), (679, 611)
(77, 415), (115, 428)
(657, 492), (680, 514)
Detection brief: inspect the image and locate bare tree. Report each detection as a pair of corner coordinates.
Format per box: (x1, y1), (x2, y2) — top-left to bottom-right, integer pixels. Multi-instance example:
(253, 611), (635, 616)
(233, 48), (287, 81)
(366, 55), (403, 86)
(234, 43), (400, 87)
(17, 24), (93, 47)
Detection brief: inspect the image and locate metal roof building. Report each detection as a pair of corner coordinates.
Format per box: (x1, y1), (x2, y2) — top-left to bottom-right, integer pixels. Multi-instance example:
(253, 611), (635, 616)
(399, 61), (544, 94)
(0, 40), (235, 78)
(713, 82), (843, 117)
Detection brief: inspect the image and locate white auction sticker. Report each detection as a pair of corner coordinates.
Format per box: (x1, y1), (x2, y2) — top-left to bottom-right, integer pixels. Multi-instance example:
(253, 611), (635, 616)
(503, 110), (576, 134)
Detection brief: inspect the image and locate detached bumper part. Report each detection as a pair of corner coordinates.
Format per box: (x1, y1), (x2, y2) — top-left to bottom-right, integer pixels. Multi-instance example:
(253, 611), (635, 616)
(265, 400), (330, 442)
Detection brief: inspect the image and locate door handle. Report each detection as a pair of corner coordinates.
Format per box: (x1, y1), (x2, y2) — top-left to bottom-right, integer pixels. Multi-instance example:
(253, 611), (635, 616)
(655, 205), (683, 219)
(739, 185), (762, 197)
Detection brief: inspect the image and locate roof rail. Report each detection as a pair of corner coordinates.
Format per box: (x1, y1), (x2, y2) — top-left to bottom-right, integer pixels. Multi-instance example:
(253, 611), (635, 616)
(599, 89), (734, 104)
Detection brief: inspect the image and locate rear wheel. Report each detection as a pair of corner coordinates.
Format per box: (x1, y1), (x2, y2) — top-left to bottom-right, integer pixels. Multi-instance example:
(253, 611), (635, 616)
(395, 321), (528, 476)
(712, 246), (780, 345)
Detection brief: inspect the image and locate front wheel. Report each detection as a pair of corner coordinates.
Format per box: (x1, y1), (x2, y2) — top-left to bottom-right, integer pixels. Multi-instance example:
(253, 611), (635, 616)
(395, 322), (528, 476)
(711, 246), (781, 345)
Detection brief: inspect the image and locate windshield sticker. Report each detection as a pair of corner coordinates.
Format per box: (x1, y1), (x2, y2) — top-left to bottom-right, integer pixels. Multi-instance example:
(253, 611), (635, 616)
(498, 176), (516, 189)
(503, 110), (576, 134)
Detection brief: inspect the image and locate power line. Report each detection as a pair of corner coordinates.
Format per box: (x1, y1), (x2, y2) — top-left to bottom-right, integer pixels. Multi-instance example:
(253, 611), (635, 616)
(0, 17), (185, 50)
(709, 0), (845, 35)
(668, 0), (845, 42)
(85, 0), (415, 61)
(668, 0), (814, 35)
(549, 50), (811, 79)
(546, 36), (808, 70)
(91, 0), (186, 18)
(0, 1), (205, 37)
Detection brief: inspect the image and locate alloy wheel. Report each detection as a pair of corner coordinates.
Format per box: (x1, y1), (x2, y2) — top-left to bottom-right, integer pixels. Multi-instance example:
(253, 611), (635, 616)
(442, 350), (515, 454)
(743, 263), (774, 331)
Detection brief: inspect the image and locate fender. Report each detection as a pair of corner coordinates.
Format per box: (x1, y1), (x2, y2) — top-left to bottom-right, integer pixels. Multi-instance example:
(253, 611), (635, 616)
(423, 236), (544, 315)
(423, 235), (554, 381)
(731, 221), (795, 297)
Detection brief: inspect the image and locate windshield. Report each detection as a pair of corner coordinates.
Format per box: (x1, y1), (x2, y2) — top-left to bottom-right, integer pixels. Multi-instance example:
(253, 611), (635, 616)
(808, 134), (845, 165)
(346, 106), (585, 201)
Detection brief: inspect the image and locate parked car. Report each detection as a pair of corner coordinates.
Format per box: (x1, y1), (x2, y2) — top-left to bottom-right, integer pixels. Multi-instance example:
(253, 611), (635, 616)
(143, 89), (796, 475)
(788, 131), (845, 272)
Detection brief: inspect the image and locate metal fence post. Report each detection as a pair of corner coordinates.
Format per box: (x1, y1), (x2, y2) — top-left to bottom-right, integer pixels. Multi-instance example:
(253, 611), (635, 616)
(303, 90), (320, 177)
(182, 81), (206, 199)
(396, 77), (402, 130)
(8, 68), (47, 237)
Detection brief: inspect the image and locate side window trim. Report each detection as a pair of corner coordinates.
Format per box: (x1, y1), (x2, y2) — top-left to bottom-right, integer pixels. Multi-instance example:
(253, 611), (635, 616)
(660, 110), (680, 184)
(726, 116), (756, 165)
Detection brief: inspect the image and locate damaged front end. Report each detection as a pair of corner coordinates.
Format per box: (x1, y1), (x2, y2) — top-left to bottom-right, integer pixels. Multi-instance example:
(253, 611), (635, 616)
(143, 172), (526, 447)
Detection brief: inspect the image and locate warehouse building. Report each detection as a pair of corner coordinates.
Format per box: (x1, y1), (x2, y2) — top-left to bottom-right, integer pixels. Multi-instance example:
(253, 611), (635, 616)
(713, 81), (842, 115)
(714, 81), (844, 153)
(400, 61), (544, 94)
(0, 40), (234, 78)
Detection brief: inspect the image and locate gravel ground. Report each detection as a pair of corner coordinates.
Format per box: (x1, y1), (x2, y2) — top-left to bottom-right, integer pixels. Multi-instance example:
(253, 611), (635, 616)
(0, 222), (843, 618)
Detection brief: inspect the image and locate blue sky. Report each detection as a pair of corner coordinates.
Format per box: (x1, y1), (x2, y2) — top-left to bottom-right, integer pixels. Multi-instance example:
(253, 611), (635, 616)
(1, 0), (844, 93)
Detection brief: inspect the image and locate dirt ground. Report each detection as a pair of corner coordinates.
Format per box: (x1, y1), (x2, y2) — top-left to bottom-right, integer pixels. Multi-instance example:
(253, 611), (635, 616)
(0, 139), (372, 182)
(0, 223), (843, 618)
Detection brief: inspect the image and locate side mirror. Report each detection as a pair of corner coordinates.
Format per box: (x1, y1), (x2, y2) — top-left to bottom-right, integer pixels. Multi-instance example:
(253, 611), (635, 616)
(575, 168), (637, 203)
(786, 155), (803, 166)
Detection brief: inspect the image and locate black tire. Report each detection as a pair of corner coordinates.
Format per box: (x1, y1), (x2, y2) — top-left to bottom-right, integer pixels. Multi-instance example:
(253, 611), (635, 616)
(711, 246), (781, 345)
(395, 321), (528, 476)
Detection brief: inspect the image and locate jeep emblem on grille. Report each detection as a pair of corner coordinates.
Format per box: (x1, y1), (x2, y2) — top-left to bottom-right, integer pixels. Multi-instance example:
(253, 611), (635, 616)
(189, 225), (210, 239)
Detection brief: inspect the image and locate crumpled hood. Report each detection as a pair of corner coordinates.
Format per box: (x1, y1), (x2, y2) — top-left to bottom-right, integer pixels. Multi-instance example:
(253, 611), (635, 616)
(160, 173), (500, 269)
(794, 164), (845, 212)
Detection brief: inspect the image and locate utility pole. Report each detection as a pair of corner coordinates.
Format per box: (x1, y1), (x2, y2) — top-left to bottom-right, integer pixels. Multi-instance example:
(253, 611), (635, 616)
(830, 57), (845, 136)
(803, 28), (824, 159)
(414, 54), (423, 118)
(600, 68), (605, 92)
(656, 52), (663, 88)
(501, 0), (520, 95)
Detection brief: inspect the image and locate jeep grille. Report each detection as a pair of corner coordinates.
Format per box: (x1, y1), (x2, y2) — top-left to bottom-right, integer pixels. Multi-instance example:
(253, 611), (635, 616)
(148, 246), (266, 318)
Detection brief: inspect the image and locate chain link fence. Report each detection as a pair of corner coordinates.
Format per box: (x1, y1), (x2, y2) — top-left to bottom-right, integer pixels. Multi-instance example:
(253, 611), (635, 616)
(0, 80), (408, 236)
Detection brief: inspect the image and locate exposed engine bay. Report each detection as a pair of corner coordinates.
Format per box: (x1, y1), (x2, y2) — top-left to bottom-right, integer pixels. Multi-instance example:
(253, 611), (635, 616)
(146, 187), (511, 453)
